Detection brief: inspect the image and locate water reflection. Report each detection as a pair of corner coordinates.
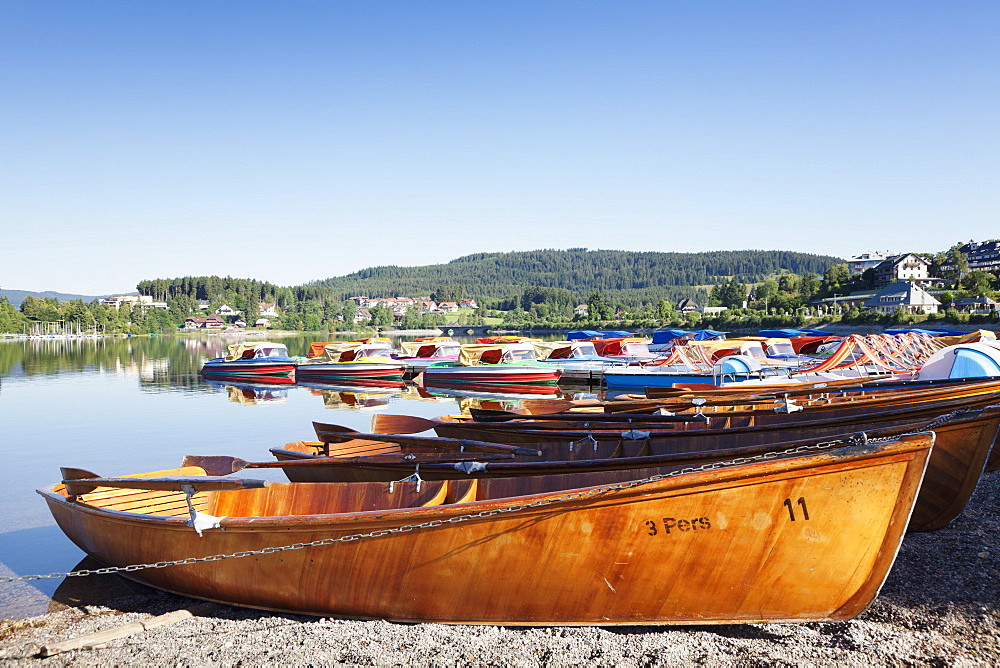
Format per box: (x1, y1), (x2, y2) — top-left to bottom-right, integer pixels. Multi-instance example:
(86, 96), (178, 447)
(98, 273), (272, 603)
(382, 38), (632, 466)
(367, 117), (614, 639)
(291, 379), (401, 412)
(203, 378), (293, 405)
(0, 333), (583, 620)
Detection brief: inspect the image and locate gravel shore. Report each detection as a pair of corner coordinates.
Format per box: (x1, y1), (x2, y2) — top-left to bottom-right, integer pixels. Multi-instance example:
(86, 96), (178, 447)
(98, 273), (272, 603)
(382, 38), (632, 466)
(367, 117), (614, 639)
(2, 469), (997, 666)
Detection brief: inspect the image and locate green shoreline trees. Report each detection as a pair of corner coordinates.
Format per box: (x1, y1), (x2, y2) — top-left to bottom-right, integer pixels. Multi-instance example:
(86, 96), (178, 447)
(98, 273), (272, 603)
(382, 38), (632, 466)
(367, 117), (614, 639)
(3, 246), (999, 335)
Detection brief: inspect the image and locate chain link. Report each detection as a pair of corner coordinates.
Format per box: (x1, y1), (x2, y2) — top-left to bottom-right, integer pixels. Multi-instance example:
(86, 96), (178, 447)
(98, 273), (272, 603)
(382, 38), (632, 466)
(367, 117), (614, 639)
(7, 404), (986, 585)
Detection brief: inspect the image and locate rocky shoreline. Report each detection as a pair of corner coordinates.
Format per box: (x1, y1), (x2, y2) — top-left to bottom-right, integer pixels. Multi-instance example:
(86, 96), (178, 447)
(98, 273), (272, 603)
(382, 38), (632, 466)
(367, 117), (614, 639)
(1, 469), (996, 666)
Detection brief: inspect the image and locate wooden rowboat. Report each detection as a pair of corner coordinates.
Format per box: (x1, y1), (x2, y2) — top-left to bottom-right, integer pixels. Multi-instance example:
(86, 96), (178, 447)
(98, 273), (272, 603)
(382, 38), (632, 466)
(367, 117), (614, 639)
(603, 377), (1000, 415)
(43, 433), (931, 624)
(375, 393), (1000, 445)
(515, 375), (1000, 415)
(256, 403), (999, 532)
(642, 374), (1000, 400)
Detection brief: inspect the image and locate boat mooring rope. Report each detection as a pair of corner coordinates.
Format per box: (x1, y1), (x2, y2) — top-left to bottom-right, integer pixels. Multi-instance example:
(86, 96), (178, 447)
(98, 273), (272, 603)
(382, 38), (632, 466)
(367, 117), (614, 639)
(0, 405), (983, 584)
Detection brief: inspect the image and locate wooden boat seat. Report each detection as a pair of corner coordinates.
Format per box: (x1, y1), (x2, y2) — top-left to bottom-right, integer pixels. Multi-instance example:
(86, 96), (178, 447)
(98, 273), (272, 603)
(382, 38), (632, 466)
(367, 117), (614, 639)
(306, 433), (405, 458)
(64, 466), (212, 518)
(209, 480), (451, 517)
(445, 479), (479, 504)
(479, 349), (503, 364)
(619, 439), (650, 458)
(324, 439), (403, 458)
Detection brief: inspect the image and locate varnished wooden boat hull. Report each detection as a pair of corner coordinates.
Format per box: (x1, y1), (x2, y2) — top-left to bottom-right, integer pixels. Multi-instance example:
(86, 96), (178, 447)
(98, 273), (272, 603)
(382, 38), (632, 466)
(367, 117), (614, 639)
(278, 407), (1000, 532)
(642, 375), (1000, 399)
(41, 435), (931, 624)
(607, 379), (1000, 414)
(427, 393), (999, 445)
(424, 398), (1000, 532)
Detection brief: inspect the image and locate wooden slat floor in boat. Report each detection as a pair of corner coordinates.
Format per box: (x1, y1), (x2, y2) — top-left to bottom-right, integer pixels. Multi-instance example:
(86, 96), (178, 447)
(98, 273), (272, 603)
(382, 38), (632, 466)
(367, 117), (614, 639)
(330, 442), (403, 457)
(80, 490), (209, 518)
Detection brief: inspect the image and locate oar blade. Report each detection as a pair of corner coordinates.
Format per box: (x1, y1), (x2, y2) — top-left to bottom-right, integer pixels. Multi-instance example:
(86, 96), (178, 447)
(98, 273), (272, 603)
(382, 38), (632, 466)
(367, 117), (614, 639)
(181, 455), (249, 476)
(520, 398), (594, 414)
(370, 413), (438, 434)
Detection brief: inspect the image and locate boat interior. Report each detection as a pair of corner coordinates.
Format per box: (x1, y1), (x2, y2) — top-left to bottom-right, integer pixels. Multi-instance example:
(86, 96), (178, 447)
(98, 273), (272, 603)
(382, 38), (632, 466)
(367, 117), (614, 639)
(49, 463), (714, 519)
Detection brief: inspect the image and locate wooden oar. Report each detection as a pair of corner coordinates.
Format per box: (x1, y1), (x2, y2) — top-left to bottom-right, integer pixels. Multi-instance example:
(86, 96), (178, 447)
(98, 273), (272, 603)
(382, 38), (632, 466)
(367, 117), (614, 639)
(652, 374), (895, 397)
(60, 467), (269, 497)
(520, 384), (828, 414)
(468, 408), (708, 423)
(520, 381), (868, 415)
(643, 379), (875, 401)
(371, 413), (702, 435)
(370, 412), (683, 435)
(183, 452), (515, 476)
(314, 421), (542, 456)
(604, 386), (861, 414)
(371, 413), (443, 434)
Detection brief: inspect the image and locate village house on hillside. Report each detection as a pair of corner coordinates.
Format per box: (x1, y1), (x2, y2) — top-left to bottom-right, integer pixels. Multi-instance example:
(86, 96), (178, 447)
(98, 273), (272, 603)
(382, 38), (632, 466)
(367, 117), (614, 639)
(873, 254), (931, 287)
(677, 299), (699, 313)
(952, 296), (997, 313)
(848, 251), (891, 275)
(942, 240), (1000, 275)
(183, 314), (225, 329)
(864, 281), (940, 314)
(98, 295), (168, 310)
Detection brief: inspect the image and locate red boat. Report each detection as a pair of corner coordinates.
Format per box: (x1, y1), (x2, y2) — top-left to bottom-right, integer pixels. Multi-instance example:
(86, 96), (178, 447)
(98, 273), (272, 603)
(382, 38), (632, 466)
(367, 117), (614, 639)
(295, 340), (406, 382)
(200, 342), (299, 378)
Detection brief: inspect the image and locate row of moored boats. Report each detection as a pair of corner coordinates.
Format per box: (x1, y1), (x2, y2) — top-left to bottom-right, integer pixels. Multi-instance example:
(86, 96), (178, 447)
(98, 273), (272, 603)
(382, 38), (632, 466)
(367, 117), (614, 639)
(40, 327), (1000, 624)
(199, 327), (1000, 392)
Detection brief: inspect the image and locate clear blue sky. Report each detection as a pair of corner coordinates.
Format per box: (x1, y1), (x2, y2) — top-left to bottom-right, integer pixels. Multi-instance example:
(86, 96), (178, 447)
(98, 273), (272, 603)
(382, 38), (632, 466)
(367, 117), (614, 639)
(3, 1), (998, 295)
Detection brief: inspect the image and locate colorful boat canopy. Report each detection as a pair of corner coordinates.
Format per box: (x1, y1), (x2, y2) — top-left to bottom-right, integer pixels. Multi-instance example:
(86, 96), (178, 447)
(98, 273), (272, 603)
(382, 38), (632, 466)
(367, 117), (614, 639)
(457, 343), (535, 366)
(651, 329), (728, 344)
(566, 330), (634, 340)
(223, 342), (290, 361)
(885, 327), (971, 337)
(758, 328), (835, 338)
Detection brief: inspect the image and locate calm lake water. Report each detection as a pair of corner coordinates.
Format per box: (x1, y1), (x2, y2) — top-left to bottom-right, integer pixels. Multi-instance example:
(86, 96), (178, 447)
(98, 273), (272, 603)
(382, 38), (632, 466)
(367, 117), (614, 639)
(0, 333), (584, 620)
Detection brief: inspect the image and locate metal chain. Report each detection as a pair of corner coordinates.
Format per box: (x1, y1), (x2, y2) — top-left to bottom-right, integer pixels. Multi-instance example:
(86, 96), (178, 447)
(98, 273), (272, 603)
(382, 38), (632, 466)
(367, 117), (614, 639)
(864, 404), (985, 444)
(6, 403), (989, 585)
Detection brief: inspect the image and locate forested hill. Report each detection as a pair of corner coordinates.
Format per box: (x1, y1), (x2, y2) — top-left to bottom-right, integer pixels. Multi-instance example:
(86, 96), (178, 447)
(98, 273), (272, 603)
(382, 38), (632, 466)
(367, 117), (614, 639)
(306, 249), (843, 306)
(136, 249), (843, 309)
(0, 289), (109, 309)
